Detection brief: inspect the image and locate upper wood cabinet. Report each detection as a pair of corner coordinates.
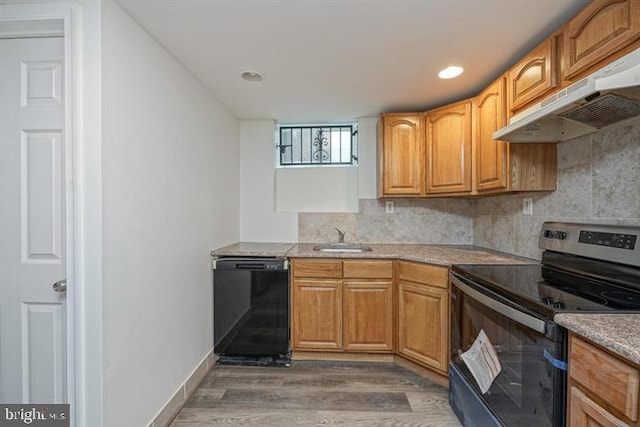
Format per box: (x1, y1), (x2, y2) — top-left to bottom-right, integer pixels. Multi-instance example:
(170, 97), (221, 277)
(473, 75), (557, 195)
(563, 0), (640, 82)
(508, 37), (558, 114)
(376, 99), (557, 197)
(425, 100), (472, 195)
(374, 1), (640, 198)
(378, 113), (425, 197)
(473, 76), (509, 193)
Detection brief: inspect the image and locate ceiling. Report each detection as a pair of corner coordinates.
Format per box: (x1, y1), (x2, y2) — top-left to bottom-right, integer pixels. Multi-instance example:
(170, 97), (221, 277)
(116, 0), (589, 124)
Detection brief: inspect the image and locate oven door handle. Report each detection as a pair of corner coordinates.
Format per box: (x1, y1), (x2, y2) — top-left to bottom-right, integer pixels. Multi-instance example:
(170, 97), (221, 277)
(451, 275), (547, 334)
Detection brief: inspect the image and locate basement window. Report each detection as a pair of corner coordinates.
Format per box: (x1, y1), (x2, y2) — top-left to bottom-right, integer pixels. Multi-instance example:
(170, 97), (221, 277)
(277, 124), (357, 166)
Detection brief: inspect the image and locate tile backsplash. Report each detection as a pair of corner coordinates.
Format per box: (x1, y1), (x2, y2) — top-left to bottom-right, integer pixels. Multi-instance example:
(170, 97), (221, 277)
(474, 118), (640, 260)
(299, 198), (474, 245)
(298, 118), (640, 259)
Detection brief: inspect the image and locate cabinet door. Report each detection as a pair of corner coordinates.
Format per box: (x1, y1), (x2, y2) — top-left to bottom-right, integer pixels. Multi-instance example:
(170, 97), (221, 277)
(343, 280), (393, 352)
(291, 279), (342, 351)
(379, 114), (425, 196)
(397, 281), (449, 373)
(425, 100), (472, 194)
(563, 0), (640, 81)
(474, 76), (509, 193)
(569, 386), (631, 427)
(508, 37), (557, 113)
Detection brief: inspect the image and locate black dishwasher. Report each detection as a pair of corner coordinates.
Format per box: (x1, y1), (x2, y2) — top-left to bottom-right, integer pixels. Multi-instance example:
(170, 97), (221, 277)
(213, 257), (290, 366)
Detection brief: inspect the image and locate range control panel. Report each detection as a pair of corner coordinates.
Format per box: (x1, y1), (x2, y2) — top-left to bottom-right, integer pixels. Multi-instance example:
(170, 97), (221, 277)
(540, 222), (640, 268)
(579, 231), (637, 250)
(544, 230), (567, 240)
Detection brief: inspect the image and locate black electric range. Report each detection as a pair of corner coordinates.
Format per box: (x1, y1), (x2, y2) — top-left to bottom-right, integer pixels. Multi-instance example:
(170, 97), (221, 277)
(449, 222), (640, 427)
(452, 251), (640, 319)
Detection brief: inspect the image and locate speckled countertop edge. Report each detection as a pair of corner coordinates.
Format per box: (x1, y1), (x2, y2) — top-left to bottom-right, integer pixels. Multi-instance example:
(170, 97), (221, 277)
(555, 313), (640, 365)
(211, 242), (536, 266)
(211, 242), (297, 257)
(287, 243), (536, 266)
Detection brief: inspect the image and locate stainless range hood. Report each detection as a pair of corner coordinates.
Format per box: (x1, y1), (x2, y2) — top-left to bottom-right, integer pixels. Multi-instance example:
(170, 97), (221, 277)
(494, 47), (640, 142)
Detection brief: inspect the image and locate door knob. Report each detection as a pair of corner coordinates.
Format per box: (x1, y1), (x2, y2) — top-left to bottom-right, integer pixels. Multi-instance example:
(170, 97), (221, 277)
(52, 279), (66, 293)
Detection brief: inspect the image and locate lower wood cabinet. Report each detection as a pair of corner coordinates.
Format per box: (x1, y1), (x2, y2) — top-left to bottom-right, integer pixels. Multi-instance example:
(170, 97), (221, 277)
(292, 278), (343, 351)
(291, 258), (394, 353)
(291, 258), (450, 377)
(397, 261), (449, 374)
(568, 333), (640, 427)
(343, 280), (393, 352)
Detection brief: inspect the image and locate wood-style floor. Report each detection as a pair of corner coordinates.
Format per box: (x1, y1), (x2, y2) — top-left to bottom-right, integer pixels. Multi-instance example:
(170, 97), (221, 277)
(171, 361), (462, 426)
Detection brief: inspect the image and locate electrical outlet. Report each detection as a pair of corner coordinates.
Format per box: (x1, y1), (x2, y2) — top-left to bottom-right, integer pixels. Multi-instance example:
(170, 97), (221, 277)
(523, 198), (533, 216)
(385, 201), (395, 214)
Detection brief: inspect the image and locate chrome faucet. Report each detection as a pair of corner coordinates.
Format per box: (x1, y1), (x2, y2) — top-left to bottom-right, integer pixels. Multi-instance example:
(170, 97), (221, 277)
(335, 228), (346, 243)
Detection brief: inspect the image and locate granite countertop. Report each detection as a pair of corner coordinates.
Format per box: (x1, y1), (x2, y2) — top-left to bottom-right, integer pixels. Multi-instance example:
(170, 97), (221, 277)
(287, 243), (536, 266)
(555, 313), (640, 365)
(211, 242), (296, 257)
(211, 242), (535, 266)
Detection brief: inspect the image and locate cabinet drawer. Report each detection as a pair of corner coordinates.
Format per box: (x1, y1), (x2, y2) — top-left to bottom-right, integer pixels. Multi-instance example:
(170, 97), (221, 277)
(293, 259), (342, 278)
(398, 261), (448, 289)
(570, 335), (640, 421)
(343, 260), (393, 279)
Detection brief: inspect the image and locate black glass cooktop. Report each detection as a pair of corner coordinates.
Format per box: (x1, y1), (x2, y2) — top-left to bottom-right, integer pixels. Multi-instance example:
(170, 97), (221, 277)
(452, 254), (640, 319)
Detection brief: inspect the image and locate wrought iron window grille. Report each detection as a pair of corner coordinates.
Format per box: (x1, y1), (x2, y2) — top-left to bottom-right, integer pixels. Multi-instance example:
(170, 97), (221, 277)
(278, 125), (357, 166)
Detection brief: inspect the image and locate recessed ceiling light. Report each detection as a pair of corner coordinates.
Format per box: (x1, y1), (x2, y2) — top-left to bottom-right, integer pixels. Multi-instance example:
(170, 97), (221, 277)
(438, 66), (464, 79)
(241, 70), (264, 82)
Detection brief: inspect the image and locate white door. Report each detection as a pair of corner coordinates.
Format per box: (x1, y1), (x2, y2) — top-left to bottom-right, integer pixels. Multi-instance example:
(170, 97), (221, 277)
(0, 37), (66, 403)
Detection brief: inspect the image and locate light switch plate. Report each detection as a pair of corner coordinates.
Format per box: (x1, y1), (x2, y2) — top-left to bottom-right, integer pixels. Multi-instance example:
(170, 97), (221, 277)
(386, 201), (395, 214)
(523, 198), (533, 216)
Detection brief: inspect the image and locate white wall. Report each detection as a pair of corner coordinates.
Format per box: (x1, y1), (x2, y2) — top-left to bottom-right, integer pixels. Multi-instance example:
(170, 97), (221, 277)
(239, 117), (378, 241)
(72, 2), (105, 425)
(275, 166), (359, 212)
(101, 1), (240, 425)
(239, 120), (297, 242)
(356, 117), (378, 199)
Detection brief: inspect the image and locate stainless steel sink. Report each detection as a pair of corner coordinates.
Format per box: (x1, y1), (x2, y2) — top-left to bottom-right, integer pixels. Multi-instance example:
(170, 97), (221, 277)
(313, 243), (373, 253)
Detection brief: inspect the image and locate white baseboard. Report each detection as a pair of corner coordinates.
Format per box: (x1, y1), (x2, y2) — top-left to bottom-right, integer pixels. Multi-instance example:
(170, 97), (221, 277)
(147, 350), (215, 427)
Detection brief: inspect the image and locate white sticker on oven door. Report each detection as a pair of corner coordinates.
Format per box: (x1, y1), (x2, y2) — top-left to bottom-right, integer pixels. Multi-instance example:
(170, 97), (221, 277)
(460, 329), (502, 394)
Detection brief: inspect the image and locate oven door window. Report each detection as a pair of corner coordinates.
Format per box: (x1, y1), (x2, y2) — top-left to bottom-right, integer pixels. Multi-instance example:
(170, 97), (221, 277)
(451, 284), (561, 427)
